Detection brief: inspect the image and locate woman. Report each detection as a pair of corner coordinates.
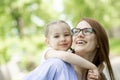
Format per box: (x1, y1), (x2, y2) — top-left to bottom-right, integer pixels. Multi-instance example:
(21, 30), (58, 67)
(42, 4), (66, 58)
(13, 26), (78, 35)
(72, 17), (115, 80)
(24, 18), (115, 80)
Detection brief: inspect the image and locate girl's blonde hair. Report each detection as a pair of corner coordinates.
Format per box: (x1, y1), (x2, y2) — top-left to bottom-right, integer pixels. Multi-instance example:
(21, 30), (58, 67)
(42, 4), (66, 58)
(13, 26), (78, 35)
(44, 20), (71, 38)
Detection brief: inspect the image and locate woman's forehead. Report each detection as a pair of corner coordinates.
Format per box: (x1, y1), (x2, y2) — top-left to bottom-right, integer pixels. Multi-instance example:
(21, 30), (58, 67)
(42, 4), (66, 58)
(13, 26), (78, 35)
(76, 21), (92, 28)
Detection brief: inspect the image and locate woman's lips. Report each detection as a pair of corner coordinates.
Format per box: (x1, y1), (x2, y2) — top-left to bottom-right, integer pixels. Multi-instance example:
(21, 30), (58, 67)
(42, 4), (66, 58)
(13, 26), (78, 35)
(76, 40), (87, 45)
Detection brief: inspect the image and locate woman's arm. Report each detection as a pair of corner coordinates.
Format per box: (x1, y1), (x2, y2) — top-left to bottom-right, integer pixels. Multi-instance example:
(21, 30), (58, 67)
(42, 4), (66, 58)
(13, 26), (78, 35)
(45, 49), (97, 70)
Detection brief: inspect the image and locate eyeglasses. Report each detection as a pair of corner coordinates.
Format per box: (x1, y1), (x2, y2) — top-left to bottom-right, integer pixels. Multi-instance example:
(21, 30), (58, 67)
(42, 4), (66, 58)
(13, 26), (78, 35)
(71, 28), (95, 36)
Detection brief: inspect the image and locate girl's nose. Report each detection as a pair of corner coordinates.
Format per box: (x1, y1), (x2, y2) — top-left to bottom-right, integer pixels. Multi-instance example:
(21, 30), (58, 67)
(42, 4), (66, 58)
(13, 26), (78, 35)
(60, 36), (66, 41)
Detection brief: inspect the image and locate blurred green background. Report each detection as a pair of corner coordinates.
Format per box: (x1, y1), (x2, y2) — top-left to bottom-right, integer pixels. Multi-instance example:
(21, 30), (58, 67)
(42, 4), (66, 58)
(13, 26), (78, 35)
(0, 0), (120, 80)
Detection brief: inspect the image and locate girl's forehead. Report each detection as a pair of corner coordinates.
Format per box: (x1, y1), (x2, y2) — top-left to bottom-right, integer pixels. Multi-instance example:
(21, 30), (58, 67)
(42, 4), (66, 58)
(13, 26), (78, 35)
(50, 23), (70, 30)
(48, 24), (70, 34)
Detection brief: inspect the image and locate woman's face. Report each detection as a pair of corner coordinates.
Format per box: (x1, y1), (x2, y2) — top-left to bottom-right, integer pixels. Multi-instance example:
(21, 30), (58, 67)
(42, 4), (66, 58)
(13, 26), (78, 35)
(72, 20), (98, 57)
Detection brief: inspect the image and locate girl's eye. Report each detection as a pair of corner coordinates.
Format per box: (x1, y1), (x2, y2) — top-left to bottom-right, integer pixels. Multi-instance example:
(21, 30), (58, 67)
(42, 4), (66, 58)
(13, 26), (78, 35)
(54, 35), (59, 38)
(65, 34), (70, 36)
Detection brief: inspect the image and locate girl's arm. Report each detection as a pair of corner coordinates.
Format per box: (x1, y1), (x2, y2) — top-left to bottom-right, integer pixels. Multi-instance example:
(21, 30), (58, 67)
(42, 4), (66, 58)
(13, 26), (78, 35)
(45, 49), (97, 70)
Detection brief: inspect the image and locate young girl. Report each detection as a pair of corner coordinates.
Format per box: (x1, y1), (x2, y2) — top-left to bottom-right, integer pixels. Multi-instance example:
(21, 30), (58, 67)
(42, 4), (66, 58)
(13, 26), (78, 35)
(41, 20), (99, 79)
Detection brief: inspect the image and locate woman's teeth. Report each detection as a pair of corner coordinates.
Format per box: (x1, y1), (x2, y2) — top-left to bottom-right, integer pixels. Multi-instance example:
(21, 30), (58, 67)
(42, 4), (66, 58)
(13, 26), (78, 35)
(77, 41), (87, 44)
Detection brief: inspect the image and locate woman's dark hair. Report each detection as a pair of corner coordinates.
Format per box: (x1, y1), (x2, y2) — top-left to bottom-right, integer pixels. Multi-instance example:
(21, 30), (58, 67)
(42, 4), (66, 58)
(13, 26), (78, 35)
(82, 18), (115, 80)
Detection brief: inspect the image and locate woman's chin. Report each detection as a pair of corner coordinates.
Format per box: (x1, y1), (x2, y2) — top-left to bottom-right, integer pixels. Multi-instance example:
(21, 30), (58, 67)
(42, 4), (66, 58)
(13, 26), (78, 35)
(75, 47), (84, 52)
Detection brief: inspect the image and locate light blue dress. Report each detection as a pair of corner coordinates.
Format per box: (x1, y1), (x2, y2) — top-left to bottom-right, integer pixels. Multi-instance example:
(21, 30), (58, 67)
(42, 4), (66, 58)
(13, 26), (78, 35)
(24, 58), (78, 80)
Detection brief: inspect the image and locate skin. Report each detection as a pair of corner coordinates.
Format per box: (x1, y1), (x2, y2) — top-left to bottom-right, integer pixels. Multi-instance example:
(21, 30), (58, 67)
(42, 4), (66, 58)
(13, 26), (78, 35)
(45, 21), (99, 80)
(73, 20), (98, 62)
(46, 23), (72, 51)
(73, 20), (99, 80)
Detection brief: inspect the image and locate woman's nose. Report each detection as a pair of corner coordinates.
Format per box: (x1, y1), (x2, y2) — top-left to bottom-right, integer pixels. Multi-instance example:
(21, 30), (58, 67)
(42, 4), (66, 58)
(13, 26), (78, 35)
(77, 31), (84, 37)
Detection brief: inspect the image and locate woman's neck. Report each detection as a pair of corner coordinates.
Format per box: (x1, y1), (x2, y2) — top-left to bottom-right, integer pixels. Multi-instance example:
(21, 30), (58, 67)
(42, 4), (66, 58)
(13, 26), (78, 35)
(74, 66), (87, 80)
(82, 54), (94, 62)
(78, 50), (96, 62)
(74, 50), (97, 80)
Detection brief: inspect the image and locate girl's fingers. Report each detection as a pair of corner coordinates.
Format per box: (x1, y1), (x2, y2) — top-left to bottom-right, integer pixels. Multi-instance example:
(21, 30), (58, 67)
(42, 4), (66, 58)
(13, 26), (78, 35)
(88, 70), (93, 73)
(87, 70), (99, 80)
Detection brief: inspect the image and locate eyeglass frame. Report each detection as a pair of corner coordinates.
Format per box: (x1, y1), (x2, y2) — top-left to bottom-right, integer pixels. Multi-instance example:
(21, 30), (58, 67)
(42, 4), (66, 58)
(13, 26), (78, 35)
(71, 28), (95, 36)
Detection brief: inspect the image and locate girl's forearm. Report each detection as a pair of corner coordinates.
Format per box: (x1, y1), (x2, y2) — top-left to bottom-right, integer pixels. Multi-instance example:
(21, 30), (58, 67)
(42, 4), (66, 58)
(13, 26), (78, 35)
(62, 53), (97, 69)
(45, 50), (96, 69)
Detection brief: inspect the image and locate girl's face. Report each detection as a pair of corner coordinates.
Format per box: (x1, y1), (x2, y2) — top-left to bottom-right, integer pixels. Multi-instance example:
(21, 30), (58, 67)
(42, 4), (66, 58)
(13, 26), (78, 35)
(46, 23), (72, 51)
(72, 20), (98, 57)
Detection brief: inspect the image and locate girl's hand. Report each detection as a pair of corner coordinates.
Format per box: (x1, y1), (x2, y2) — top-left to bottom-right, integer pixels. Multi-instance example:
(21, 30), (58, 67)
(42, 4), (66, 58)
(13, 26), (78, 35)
(87, 69), (99, 80)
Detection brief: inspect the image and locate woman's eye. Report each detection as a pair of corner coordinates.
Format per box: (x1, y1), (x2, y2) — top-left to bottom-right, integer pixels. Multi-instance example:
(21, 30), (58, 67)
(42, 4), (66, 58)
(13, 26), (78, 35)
(74, 30), (79, 34)
(75, 31), (79, 33)
(84, 30), (89, 33)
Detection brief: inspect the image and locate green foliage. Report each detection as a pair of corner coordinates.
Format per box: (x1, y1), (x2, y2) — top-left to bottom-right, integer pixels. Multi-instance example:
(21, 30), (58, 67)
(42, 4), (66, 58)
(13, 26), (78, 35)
(0, 34), (46, 64)
(63, 0), (120, 28)
(0, 46), (10, 64)
(0, 0), (120, 73)
(110, 38), (120, 55)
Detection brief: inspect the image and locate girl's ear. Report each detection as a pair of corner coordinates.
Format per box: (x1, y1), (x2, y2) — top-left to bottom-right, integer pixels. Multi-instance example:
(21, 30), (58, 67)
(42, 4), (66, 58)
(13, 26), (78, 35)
(45, 38), (49, 45)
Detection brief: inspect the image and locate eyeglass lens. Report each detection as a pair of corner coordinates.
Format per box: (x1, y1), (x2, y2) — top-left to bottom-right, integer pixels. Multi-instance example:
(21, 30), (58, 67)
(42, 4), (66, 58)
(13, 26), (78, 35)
(72, 28), (94, 36)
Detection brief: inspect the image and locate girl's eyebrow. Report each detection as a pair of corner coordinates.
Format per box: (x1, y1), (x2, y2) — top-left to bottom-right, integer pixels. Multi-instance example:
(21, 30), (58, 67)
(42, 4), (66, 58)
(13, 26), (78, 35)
(54, 33), (59, 35)
(64, 31), (71, 33)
